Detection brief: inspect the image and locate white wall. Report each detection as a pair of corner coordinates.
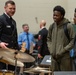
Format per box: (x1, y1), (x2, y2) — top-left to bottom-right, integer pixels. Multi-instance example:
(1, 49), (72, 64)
(67, 0), (76, 22)
(0, 0), (75, 34)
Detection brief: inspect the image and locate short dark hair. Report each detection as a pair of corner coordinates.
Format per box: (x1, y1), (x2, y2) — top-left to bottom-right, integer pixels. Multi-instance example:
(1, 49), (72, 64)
(53, 5), (65, 16)
(75, 8), (76, 13)
(22, 24), (28, 28)
(5, 0), (15, 6)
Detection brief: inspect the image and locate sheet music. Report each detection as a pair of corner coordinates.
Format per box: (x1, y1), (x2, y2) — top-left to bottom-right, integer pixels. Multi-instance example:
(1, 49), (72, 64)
(46, 59), (51, 62)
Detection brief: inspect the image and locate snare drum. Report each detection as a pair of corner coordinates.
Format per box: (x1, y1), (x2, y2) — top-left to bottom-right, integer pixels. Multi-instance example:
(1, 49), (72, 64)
(0, 70), (14, 75)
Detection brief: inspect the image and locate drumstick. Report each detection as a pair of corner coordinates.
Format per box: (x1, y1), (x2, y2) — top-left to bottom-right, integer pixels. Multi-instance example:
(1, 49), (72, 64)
(20, 42), (26, 52)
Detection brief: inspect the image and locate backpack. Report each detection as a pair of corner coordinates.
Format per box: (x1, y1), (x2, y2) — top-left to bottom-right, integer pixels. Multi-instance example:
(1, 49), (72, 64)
(51, 22), (75, 57)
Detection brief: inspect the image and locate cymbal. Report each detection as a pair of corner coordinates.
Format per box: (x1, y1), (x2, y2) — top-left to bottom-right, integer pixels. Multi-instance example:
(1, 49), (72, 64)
(16, 51), (35, 62)
(0, 57), (24, 67)
(36, 69), (51, 73)
(24, 70), (37, 74)
(24, 66), (51, 73)
(0, 48), (35, 62)
(30, 66), (49, 70)
(24, 70), (40, 74)
(26, 70), (51, 73)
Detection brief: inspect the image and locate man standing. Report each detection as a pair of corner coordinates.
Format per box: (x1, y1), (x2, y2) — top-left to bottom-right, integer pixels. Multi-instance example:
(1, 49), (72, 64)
(47, 6), (75, 71)
(18, 25), (35, 61)
(37, 20), (50, 64)
(0, 0), (19, 71)
(18, 24), (35, 75)
(18, 24), (35, 54)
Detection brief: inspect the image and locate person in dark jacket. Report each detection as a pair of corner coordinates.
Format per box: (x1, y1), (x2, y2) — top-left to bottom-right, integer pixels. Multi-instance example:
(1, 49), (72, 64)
(37, 20), (50, 64)
(73, 8), (76, 71)
(47, 6), (75, 71)
(0, 0), (19, 71)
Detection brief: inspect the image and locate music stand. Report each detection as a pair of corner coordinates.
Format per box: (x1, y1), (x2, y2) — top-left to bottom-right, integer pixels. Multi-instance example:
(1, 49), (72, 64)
(40, 55), (51, 66)
(39, 55), (52, 75)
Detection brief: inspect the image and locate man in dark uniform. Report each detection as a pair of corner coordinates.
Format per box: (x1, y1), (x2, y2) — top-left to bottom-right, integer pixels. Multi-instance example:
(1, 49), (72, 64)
(37, 20), (50, 64)
(0, 0), (19, 71)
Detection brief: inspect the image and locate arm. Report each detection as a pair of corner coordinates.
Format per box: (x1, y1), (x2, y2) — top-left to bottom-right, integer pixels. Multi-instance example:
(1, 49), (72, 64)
(0, 18), (8, 48)
(18, 34), (26, 52)
(0, 17), (3, 42)
(37, 31), (43, 58)
(18, 34), (22, 46)
(32, 34), (36, 47)
(63, 23), (75, 52)
(47, 25), (53, 54)
(58, 23), (75, 56)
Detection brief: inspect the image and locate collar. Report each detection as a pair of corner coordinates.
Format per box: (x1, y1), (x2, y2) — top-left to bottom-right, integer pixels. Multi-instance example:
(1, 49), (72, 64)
(4, 12), (10, 18)
(40, 26), (45, 30)
(23, 32), (29, 34)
